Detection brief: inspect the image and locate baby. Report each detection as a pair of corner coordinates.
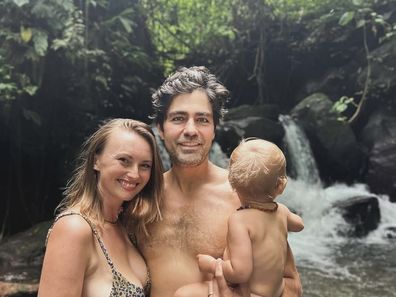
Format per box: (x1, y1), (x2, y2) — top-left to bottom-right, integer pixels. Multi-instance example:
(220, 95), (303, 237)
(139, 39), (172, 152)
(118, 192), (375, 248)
(176, 138), (304, 297)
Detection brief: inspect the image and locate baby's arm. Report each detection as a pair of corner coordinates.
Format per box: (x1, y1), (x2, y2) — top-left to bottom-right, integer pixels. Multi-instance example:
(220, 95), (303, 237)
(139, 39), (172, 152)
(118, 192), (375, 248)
(197, 254), (217, 274)
(221, 212), (253, 284)
(286, 208), (304, 232)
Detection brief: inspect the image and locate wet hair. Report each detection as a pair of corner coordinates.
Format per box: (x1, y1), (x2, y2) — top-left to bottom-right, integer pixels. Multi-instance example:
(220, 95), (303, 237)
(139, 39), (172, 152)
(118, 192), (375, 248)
(151, 66), (230, 129)
(228, 138), (287, 200)
(58, 118), (164, 235)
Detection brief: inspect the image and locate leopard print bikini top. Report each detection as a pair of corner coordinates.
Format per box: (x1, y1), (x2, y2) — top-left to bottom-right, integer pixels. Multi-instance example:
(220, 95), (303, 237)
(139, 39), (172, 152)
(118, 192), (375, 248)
(47, 212), (150, 297)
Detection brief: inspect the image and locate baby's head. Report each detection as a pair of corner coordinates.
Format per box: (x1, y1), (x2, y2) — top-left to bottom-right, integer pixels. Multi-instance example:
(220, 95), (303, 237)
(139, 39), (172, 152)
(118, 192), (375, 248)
(228, 138), (287, 202)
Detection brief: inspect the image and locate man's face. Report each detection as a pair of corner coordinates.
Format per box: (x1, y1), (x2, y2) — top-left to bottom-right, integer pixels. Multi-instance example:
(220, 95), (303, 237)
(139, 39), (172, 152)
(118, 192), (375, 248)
(159, 89), (215, 167)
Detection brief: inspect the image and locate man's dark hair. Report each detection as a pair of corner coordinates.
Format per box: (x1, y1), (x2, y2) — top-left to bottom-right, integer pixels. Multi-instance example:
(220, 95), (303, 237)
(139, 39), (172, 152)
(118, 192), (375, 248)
(151, 66), (230, 129)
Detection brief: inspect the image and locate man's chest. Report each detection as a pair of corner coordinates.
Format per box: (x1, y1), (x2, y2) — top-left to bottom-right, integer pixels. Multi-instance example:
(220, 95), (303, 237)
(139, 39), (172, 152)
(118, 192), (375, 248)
(145, 198), (233, 257)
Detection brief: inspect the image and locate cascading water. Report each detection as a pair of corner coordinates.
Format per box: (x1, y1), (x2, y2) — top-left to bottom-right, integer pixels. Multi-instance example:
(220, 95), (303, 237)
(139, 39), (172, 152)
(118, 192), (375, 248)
(279, 115), (321, 186)
(278, 115), (396, 297)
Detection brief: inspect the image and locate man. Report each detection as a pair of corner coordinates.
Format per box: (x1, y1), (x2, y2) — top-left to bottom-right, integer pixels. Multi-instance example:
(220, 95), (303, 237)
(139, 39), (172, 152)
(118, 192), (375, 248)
(139, 66), (302, 297)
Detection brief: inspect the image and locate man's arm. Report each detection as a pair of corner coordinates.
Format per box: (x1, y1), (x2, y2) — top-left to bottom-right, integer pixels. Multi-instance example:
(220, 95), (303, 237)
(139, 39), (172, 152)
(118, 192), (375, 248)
(282, 243), (302, 297)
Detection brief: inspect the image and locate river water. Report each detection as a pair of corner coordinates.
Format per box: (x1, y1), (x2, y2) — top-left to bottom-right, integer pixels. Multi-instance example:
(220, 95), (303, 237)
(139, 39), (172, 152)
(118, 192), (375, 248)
(278, 115), (396, 297)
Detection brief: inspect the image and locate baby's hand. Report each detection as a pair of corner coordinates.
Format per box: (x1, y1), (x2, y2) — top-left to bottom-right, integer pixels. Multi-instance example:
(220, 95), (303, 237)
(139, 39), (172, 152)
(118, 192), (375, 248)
(197, 254), (217, 274)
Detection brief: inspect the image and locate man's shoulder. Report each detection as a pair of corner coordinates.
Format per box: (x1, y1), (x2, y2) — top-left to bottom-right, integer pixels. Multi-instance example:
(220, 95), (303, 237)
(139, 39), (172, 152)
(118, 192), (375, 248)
(208, 162), (229, 182)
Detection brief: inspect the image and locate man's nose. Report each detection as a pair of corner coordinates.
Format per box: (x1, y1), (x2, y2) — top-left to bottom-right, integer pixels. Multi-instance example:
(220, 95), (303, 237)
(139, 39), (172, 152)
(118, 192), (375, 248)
(183, 119), (198, 136)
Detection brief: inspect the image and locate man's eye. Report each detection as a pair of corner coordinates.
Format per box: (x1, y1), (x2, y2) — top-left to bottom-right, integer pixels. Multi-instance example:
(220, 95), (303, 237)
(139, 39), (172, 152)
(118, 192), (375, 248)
(171, 117), (184, 122)
(197, 118), (209, 123)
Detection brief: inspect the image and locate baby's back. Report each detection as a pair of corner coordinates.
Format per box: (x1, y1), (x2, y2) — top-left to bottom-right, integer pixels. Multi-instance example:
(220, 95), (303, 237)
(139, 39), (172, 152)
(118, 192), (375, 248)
(243, 204), (289, 297)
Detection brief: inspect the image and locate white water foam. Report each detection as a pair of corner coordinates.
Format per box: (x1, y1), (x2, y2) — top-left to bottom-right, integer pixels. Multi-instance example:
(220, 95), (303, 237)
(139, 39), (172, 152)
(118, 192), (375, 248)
(278, 115), (396, 279)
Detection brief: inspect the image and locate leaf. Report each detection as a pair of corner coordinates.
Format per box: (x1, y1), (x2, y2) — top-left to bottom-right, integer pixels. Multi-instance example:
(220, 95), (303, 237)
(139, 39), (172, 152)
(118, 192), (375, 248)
(20, 26), (32, 43)
(339, 11), (355, 26)
(24, 85), (38, 96)
(32, 31), (48, 56)
(22, 109), (42, 126)
(13, 0), (29, 7)
(119, 16), (133, 33)
(356, 19), (366, 28)
(352, 0), (364, 6)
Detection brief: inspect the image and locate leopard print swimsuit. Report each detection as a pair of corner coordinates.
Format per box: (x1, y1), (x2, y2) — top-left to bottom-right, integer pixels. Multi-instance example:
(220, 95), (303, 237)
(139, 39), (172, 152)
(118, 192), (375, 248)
(48, 212), (150, 297)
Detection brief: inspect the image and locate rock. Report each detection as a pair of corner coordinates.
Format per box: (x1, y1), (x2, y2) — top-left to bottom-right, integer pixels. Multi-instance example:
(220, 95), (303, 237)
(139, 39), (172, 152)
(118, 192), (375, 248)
(0, 281), (38, 297)
(0, 221), (51, 297)
(215, 122), (243, 156)
(291, 93), (365, 182)
(223, 104), (280, 121)
(359, 107), (396, 150)
(336, 196), (380, 237)
(357, 38), (396, 107)
(366, 139), (396, 202)
(216, 104), (285, 155)
(217, 117), (284, 155)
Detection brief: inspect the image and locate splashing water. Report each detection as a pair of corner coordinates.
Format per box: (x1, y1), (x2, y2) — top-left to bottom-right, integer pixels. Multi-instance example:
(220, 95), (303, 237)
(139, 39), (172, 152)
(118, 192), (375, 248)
(277, 115), (396, 297)
(279, 115), (321, 185)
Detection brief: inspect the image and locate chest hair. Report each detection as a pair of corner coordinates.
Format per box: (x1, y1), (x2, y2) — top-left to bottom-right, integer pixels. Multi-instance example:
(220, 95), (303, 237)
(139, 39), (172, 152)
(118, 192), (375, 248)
(144, 199), (231, 257)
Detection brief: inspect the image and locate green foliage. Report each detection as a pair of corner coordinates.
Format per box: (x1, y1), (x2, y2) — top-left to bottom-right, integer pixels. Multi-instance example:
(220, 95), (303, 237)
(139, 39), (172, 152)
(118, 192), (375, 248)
(337, 0), (396, 44)
(0, 0), (85, 99)
(0, 54), (38, 100)
(331, 96), (357, 122)
(141, 0), (237, 73)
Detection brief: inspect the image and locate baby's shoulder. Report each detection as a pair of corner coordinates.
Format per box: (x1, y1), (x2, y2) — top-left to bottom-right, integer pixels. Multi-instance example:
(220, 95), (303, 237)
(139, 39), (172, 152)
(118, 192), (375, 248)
(276, 202), (290, 213)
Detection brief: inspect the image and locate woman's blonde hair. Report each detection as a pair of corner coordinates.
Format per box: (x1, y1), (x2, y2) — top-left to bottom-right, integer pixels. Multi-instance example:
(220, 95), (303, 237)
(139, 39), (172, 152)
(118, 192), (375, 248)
(57, 118), (163, 235)
(228, 138), (286, 200)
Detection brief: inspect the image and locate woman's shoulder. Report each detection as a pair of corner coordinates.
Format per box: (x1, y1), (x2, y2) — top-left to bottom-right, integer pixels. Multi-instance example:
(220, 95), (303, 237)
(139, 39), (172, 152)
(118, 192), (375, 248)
(49, 212), (94, 244)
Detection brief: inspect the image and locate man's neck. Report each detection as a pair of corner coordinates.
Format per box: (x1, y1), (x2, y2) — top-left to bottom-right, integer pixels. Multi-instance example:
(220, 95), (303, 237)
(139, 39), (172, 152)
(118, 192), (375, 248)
(167, 160), (215, 193)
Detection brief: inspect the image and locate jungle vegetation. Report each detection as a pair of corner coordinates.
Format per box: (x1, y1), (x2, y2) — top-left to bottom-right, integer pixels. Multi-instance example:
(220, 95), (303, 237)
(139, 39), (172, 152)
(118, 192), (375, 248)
(1, 0), (395, 237)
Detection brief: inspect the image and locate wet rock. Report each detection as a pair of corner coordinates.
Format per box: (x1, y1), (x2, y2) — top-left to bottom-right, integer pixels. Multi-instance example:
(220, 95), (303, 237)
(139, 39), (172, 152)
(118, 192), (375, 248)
(291, 93), (365, 182)
(217, 104), (285, 156)
(366, 138), (396, 203)
(217, 117), (284, 155)
(223, 104), (280, 121)
(359, 107), (396, 150)
(0, 221), (51, 297)
(215, 122), (243, 156)
(336, 196), (380, 237)
(0, 281), (38, 297)
(357, 38), (396, 106)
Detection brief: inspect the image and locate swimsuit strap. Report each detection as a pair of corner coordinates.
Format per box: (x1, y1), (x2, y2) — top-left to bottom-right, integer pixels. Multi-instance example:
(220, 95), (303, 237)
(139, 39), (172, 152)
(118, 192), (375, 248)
(237, 201), (278, 212)
(48, 212), (116, 272)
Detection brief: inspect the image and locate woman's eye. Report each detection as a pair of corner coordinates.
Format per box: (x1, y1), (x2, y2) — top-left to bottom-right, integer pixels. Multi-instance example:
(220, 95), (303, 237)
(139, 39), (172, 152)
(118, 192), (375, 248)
(119, 158), (129, 164)
(141, 163), (152, 170)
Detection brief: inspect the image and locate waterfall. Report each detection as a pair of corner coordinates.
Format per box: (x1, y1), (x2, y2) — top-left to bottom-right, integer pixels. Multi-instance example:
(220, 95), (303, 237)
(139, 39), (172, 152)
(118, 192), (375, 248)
(279, 115), (321, 185)
(277, 114), (396, 283)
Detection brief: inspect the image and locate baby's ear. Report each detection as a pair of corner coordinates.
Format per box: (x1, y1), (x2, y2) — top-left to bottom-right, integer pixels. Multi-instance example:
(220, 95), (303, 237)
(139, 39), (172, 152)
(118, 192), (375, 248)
(275, 176), (287, 195)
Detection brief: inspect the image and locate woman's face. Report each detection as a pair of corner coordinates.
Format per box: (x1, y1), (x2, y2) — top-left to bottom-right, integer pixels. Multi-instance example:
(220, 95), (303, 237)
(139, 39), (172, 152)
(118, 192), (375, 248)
(94, 128), (153, 205)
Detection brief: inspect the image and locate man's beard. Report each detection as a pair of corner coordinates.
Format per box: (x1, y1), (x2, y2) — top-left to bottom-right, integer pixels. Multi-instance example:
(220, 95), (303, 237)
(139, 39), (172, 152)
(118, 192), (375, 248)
(168, 147), (210, 167)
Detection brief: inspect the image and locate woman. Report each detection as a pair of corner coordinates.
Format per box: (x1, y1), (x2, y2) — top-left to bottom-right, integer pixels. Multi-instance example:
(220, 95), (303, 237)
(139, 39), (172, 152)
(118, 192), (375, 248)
(38, 119), (163, 297)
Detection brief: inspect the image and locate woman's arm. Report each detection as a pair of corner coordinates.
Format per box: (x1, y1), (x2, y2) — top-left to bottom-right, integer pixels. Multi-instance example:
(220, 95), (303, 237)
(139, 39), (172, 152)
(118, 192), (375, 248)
(38, 215), (92, 297)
